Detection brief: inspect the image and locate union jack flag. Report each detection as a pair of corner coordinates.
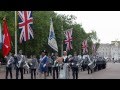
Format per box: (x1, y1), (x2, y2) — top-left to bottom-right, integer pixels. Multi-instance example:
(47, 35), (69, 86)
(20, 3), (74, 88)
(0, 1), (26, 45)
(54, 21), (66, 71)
(18, 11), (34, 43)
(64, 28), (73, 51)
(82, 40), (88, 54)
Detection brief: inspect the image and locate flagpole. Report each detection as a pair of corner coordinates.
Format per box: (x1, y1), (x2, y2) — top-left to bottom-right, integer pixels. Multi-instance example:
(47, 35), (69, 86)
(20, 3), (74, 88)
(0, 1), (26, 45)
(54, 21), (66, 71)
(60, 16), (64, 56)
(0, 23), (2, 49)
(15, 11), (17, 55)
(23, 42), (26, 55)
(61, 24), (63, 56)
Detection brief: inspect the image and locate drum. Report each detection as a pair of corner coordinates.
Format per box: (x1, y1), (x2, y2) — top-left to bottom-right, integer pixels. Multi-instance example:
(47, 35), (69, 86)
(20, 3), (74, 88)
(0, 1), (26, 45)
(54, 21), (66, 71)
(88, 62), (94, 70)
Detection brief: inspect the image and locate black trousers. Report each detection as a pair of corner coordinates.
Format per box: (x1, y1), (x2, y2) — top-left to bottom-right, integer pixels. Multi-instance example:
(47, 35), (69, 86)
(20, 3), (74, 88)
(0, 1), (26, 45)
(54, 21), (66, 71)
(31, 69), (36, 79)
(98, 65), (101, 70)
(47, 67), (52, 76)
(53, 67), (58, 79)
(94, 66), (97, 72)
(82, 65), (87, 71)
(23, 68), (28, 74)
(16, 67), (23, 79)
(72, 67), (78, 79)
(6, 67), (12, 79)
(87, 66), (92, 74)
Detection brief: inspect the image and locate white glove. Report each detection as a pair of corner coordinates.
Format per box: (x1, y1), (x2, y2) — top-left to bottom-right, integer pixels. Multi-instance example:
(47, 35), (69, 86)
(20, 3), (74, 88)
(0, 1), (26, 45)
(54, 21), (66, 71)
(56, 64), (58, 67)
(43, 64), (46, 67)
(72, 63), (74, 65)
(30, 63), (32, 66)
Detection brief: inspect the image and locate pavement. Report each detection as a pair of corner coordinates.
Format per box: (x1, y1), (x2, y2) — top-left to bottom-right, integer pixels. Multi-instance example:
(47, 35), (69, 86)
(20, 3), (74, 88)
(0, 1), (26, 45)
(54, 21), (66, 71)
(0, 62), (120, 79)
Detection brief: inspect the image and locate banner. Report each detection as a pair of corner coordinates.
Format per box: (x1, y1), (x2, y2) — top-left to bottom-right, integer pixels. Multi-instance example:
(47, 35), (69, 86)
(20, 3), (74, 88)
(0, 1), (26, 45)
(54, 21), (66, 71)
(48, 18), (58, 52)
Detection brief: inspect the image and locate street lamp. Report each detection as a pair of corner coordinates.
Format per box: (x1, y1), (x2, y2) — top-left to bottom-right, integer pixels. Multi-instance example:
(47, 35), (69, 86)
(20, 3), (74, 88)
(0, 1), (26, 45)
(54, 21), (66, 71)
(115, 42), (119, 62)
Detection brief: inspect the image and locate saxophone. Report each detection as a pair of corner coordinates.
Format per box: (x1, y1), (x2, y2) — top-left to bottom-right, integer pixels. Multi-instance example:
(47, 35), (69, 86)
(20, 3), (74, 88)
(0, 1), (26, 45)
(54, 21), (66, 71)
(17, 55), (23, 68)
(7, 57), (12, 67)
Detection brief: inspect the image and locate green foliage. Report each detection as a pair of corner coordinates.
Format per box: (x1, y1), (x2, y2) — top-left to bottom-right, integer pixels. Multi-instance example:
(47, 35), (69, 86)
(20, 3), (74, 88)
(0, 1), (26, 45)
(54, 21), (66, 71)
(0, 11), (100, 57)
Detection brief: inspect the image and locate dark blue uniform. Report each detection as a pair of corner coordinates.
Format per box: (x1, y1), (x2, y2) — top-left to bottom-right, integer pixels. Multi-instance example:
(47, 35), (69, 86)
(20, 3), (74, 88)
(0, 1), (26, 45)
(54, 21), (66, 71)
(39, 55), (48, 73)
(71, 56), (79, 79)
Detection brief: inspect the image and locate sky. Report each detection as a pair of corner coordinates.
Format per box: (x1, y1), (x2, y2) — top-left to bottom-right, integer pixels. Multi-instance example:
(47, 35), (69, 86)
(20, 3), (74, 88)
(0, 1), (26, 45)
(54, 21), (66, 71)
(55, 11), (120, 44)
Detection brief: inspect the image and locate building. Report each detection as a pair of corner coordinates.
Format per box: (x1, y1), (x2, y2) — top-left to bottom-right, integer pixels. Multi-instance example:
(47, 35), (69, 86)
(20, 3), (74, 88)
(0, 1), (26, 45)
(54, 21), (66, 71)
(97, 41), (120, 60)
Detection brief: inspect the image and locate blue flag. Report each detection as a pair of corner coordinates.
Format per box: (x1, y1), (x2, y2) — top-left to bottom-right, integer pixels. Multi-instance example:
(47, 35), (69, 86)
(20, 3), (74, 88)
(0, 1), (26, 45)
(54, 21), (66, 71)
(48, 18), (58, 52)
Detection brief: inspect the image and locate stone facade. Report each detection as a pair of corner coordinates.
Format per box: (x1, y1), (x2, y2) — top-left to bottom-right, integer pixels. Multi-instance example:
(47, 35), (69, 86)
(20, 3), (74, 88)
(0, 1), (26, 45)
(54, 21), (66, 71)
(97, 41), (120, 60)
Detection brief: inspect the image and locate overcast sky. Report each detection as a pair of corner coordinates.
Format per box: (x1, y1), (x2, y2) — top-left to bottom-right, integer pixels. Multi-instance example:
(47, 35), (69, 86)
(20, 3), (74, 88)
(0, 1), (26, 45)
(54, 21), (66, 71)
(55, 11), (120, 44)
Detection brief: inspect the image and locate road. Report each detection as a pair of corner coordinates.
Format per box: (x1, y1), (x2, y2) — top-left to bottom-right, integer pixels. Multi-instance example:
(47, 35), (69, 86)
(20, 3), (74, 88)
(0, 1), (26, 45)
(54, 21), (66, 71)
(0, 62), (120, 79)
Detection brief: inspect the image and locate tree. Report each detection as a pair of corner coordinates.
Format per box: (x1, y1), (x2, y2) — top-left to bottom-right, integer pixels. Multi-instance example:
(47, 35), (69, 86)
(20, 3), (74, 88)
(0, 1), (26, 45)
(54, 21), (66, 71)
(0, 11), (100, 58)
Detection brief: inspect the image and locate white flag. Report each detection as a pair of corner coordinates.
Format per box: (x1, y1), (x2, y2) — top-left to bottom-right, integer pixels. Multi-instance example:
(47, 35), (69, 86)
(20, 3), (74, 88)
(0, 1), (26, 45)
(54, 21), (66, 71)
(48, 18), (58, 52)
(0, 23), (2, 49)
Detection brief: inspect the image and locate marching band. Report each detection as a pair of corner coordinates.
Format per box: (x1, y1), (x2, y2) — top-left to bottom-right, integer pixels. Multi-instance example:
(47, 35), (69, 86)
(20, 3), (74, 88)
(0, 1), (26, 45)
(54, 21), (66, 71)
(4, 50), (107, 79)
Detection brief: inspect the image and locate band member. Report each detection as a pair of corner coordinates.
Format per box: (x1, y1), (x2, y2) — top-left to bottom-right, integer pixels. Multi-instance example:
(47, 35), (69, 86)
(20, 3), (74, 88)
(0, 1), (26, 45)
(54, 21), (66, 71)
(27, 55), (33, 73)
(71, 52), (79, 79)
(30, 55), (38, 79)
(63, 51), (69, 63)
(39, 50), (48, 79)
(15, 50), (26, 79)
(23, 55), (28, 74)
(47, 54), (53, 76)
(82, 56), (89, 71)
(87, 57), (93, 74)
(52, 52), (59, 79)
(59, 51), (69, 79)
(5, 52), (14, 79)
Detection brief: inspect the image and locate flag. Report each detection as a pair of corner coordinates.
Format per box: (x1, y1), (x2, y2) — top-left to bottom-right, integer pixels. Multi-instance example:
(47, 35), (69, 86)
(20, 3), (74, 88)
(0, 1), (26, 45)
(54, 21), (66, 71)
(64, 28), (73, 51)
(0, 23), (2, 49)
(48, 18), (58, 52)
(2, 18), (12, 57)
(92, 44), (96, 55)
(82, 40), (88, 54)
(18, 11), (34, 43)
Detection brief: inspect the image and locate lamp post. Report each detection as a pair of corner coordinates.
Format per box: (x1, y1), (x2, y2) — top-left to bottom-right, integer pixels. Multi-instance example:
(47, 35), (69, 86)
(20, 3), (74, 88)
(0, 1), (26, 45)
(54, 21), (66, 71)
(115, 42), (118, 62)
